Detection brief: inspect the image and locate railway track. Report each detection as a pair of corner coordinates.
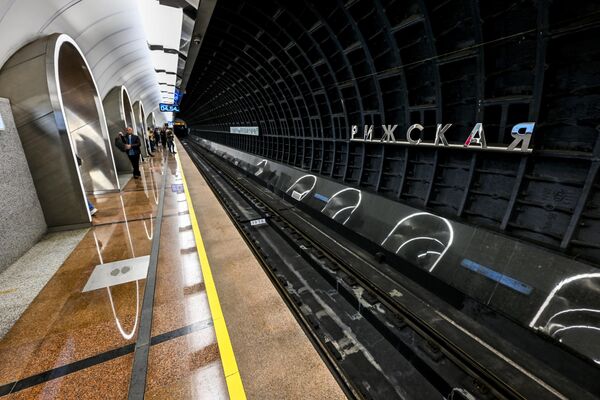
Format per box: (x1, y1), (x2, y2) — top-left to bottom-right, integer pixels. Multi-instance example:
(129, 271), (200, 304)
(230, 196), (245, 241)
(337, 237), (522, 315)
(182, 138), (582, 400)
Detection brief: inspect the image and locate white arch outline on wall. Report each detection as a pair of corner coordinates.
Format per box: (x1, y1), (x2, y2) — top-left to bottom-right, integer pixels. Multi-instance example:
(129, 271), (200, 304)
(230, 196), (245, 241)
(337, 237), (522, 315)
(320, 188), (362, 225)
(255, 159), (268, 176)
(529, 273), (600, 328)
(286, 174), (317, 201)
(545, 308), (600, 328)
(381, 212), (454, 272)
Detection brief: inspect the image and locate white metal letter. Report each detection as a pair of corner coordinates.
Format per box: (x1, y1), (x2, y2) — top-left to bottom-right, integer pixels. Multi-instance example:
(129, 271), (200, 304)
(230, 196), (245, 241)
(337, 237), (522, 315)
(381, 124), (398, 142)
(463, 123), (487, 149)
(364, 125), (374, 141)
(434, 123), (452, 146)
(507, 122), (535, 152)
(407, 124), (424, 145)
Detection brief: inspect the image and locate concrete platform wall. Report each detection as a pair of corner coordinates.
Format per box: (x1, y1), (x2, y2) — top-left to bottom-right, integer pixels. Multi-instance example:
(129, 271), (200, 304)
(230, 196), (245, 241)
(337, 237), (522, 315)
(0, 98), (46, 272)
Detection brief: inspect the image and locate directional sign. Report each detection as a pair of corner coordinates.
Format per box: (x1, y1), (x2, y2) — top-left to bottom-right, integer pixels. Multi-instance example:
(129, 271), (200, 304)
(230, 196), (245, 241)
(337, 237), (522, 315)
(160, 103), (180, 112)
(174, 88), (183, 106)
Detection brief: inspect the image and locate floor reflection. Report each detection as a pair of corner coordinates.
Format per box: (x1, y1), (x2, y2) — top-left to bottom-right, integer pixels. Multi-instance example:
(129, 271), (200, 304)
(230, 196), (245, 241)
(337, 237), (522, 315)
(92, 228), (142, 341)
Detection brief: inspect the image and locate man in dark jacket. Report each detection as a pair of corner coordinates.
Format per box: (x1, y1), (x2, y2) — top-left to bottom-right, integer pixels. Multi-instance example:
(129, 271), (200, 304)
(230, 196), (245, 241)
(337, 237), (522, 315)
(167, 128), (176, 154)
(160, 125), (167, 150)
(120, 127), (142, 178)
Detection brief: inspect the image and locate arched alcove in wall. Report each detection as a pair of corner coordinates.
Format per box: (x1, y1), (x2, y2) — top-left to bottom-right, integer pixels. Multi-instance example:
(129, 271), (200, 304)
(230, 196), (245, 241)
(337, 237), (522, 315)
(146, 112), (156, 130)
(133, 101), (149, 157)
(0, 33), (119, 228)
(103, 85), (138, 173)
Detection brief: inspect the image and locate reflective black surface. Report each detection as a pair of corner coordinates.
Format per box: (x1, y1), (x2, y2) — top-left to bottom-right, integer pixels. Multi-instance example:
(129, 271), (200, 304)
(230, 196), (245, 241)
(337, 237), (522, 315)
(194, 136), (600, 368)
(181, 1), (600, 269)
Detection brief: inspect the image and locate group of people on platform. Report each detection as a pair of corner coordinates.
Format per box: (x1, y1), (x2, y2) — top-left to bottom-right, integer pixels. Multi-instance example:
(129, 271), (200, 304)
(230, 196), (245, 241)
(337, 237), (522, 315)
(146, 125), (177, 155)
(114, 123), (176, 179)
(86, 124), (177, 218)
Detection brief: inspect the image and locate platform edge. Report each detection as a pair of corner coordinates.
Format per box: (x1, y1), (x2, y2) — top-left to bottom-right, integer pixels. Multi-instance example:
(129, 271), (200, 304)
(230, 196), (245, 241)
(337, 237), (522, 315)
(176, 151), (247, 400)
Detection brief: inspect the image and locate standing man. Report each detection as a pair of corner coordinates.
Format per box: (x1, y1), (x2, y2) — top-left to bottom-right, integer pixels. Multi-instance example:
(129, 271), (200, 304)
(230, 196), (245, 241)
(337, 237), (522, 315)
(147, 127), (156, 154)
(154, 128), (162, 150)
(167, 128), (176, 154)
(121, 127), (141, 178)
(160, 125), (168, 150)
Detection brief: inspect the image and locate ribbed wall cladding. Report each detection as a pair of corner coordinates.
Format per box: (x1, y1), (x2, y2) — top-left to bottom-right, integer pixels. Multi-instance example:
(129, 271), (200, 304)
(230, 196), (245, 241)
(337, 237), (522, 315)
(180, 0), (600, 266)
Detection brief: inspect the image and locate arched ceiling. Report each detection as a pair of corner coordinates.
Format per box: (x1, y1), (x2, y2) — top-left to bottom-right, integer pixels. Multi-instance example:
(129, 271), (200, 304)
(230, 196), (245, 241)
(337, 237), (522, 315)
(181, 0), (600, 266)
(0, 0), (188, 120)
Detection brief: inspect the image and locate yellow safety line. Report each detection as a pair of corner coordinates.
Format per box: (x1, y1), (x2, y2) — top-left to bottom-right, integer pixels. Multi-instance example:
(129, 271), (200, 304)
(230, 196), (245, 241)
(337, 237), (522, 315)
(176, 152), (247, 400)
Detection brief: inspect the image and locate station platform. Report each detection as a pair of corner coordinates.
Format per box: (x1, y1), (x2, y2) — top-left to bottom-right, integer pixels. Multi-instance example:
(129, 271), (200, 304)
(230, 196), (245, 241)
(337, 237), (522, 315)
(0, 141), (345, 399)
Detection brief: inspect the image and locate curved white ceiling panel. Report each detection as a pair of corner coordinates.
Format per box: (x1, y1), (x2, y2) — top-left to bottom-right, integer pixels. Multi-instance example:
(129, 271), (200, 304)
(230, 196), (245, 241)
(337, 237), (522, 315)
(138, 0), (182, 104)
(0, 0), (173, 119)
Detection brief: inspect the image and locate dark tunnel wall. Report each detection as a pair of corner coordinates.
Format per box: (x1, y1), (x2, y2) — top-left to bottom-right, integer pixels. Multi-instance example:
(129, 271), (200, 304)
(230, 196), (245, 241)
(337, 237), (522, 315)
(180, 0), (600, 266)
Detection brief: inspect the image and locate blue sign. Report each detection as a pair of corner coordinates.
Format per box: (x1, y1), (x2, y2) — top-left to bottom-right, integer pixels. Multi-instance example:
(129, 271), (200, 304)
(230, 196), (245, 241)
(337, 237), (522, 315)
(313, 193), (330, 202)
(174, 88), (183, 106)
(160, 103), (180, 112)
(460, 259), (533, 295)
(171, 184), (184, 193)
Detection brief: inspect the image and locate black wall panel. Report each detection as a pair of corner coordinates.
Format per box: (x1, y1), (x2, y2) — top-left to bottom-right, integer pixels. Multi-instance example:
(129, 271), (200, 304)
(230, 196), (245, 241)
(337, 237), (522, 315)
(180, 0), (600, 266)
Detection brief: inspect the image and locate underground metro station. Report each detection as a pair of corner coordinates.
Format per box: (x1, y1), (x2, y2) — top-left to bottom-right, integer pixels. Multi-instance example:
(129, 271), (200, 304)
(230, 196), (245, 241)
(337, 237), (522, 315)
(0, 1), (599, 399)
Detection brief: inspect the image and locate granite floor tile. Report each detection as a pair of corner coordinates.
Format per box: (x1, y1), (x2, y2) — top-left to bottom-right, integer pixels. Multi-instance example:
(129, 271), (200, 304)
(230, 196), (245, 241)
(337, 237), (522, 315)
(5, 353), (133, 400)
(148, 186), (213, 335)
(90, 191), (159, 226)
(145, 328), (225, 399)
(151, 292), (211, 337)
(0, 147), (337, 400)
(0, 229), (88, 339)
(145, 361), (227, 400)
(0, 157), (173, 394)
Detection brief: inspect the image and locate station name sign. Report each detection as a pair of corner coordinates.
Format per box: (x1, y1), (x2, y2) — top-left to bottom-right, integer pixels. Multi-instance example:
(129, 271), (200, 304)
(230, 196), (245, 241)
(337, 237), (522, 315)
(350, 122), (535, 152)
(230, 126), (259, 136)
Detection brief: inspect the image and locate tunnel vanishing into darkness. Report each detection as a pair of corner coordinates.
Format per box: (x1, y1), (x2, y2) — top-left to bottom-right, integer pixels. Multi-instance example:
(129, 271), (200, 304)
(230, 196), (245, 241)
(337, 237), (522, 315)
(181, 0), (600, 267)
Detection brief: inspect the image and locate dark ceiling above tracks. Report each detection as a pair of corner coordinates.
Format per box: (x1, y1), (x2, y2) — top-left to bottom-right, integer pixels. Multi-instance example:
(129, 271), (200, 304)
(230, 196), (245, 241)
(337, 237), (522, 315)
(180, 0), (600, 267)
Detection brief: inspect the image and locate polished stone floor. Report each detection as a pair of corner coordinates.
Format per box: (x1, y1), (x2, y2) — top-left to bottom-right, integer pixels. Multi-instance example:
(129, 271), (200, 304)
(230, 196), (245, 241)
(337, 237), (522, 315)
(0, 229), (88, 339)
(0, 148), (226, 399)
(0, 142), (345, 399)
